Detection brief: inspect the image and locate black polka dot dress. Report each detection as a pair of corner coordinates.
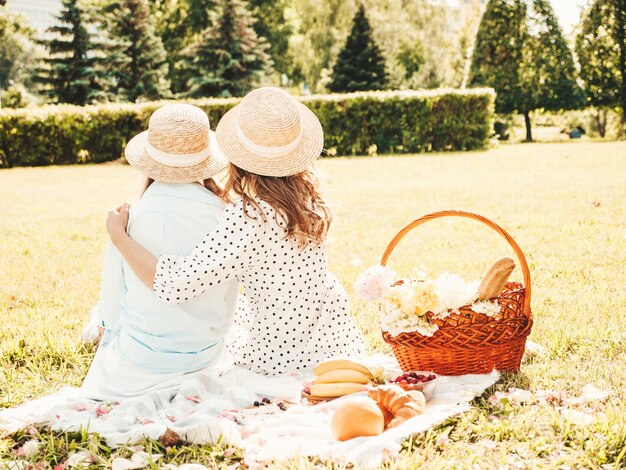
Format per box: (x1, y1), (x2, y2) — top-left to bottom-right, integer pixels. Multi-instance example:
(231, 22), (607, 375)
(154, 198), (365, 375)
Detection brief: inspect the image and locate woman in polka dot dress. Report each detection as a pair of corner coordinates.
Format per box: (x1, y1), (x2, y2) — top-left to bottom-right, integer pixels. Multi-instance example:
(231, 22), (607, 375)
(106, 87), (365, 375)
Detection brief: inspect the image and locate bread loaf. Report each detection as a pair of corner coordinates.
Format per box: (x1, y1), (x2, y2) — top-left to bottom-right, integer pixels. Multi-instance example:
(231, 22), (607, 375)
(368, 384), (425, 428)
(331, 397), (385, 441)
(477, 257), (515, 301)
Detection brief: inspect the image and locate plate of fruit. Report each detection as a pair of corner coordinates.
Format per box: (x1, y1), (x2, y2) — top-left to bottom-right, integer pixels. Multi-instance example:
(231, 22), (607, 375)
(388, 371), (439, 400)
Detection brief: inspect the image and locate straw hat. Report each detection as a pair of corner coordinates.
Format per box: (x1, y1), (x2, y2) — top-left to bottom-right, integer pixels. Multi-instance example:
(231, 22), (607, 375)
(216, 87), (324, 177)
(125, 104), (227, 183)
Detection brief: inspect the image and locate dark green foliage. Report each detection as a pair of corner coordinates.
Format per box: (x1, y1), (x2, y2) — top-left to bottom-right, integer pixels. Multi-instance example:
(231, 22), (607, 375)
(0, 105), (144, 167)
(0, 84), (38, 108)
(185, 0), (216, 32)
(1, 87), (27, 108)
(0, 89), (494, 168)
(35, 0), (110, 105)
(248, 0), (293, 75)
(149, 0), (196, 94)
(103, 0), (170, 102)
(469, 0), (583, 141)
(576, 0), (626, 130)
(522, 0), (584, 112)
(396, 39), (425, 80)
(0, 100), (233, 168)
(310, 89), (495, 154)
(470, 0), (528, 114)
(328, 4), (388, 92)
(182, 0), (271, 98)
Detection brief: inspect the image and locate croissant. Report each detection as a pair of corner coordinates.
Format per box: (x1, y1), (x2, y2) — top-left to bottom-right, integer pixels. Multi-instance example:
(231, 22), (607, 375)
(368, 384), (425, 428)
(377, 403), (394, 428)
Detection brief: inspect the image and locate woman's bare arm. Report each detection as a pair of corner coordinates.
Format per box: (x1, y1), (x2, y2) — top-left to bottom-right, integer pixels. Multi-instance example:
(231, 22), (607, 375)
(106, 204), (157, 289)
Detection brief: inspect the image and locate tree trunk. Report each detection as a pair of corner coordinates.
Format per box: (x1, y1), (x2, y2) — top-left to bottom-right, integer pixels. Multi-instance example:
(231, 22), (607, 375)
(594, 108), (607, 138)
(523, 110), (533, 142)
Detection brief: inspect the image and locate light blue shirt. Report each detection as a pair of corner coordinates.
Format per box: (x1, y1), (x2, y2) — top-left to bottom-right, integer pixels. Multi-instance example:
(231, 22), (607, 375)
(96, 181), (238, 373)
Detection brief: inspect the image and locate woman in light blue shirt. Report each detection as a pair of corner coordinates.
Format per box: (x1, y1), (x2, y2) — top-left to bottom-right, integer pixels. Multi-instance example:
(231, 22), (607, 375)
(81, 104), (238, 400)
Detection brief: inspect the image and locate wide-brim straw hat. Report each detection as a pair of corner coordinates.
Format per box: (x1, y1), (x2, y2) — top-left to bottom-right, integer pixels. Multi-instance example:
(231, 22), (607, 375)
(125, 104), (228, 183)
(216, 87), (324, 177)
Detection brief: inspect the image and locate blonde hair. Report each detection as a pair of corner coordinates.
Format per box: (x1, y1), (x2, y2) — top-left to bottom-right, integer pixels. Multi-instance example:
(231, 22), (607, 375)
(224, 164), (332, 248)
(141, 177), (225, 199)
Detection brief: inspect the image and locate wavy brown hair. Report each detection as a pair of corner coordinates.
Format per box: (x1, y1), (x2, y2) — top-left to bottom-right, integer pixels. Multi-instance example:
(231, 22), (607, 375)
(224, 164), (332, 248)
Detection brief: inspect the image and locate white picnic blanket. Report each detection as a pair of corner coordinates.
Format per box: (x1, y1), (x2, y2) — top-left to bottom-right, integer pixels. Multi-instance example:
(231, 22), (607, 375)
(0, 356), (498, 468)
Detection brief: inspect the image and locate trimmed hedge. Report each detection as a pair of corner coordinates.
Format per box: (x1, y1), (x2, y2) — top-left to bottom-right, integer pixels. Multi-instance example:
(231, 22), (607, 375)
(0, 89), (494, 168)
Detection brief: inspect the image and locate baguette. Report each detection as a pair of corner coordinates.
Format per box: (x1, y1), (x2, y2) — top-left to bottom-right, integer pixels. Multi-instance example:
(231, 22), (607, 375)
(477, 257), (515, 301)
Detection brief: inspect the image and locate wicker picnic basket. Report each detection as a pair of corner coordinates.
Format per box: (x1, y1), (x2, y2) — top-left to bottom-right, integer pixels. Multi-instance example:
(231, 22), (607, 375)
(380, 211), (532, 376)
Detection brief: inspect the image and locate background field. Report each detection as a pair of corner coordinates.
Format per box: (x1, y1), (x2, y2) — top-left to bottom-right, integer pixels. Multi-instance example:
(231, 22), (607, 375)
(1, 141), (625, 468)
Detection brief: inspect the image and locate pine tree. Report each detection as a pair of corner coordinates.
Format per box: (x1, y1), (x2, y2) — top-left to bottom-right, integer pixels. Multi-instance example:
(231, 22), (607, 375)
(575, 0), (626, 136)
(36, 0), (110, 105)
(103, 0), (170, 101)
(182, 0), (271, 98)
(185, 0), (216, 33)
(248, 0), (293, 76)
(328, 4), (387, 93)
(469, 0), (526, 112)
(469, 0), (584, 141)
(149, 0), (195, 94)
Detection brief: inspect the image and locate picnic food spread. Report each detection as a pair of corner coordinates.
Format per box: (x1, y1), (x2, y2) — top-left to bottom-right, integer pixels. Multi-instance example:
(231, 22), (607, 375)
(301, 213), (533, 443)
(303, 358), (432, 441)
(330, 383), (427, 440)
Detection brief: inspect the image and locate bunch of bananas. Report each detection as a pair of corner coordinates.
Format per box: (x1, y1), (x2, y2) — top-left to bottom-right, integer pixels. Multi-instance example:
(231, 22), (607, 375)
(307, 359), (374, 399)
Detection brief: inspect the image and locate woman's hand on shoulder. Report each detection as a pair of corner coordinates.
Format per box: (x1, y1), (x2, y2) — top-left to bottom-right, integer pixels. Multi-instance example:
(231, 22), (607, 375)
(106, 203), (130, 245)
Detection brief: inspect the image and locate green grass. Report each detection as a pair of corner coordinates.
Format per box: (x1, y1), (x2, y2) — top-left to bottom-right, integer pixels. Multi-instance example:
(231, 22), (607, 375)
(1, 141), (625, 468)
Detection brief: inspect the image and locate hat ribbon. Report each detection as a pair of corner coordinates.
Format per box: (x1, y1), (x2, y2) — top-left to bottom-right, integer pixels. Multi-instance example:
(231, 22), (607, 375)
(145, 141), (211, 167)
(236, 121), (302, 157)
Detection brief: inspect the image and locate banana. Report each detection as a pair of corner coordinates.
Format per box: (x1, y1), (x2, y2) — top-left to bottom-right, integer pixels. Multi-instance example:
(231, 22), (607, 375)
(313, 359), (373, 378)
(315, 369), (371, 384)
(309, 382), (367, 398)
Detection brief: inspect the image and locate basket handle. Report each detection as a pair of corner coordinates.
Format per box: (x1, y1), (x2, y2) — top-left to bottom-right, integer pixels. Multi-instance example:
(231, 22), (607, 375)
(380, 210), (531, 315)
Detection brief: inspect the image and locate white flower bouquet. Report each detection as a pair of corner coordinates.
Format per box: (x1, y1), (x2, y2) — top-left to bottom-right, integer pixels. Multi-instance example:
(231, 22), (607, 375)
(355, 266), (499, 337)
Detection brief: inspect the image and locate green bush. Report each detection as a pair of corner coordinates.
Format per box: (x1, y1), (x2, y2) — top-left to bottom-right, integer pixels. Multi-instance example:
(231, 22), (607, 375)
(0, 89), (494, 168)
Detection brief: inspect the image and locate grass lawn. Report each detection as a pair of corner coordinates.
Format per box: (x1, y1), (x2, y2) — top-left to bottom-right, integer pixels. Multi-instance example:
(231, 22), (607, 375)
(0, 140), (625, 468)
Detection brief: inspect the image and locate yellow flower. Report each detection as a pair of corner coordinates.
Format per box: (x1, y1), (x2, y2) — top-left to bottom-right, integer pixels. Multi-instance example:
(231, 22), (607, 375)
(380, 280), (441, 337)
(409, 280), (440, 316)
